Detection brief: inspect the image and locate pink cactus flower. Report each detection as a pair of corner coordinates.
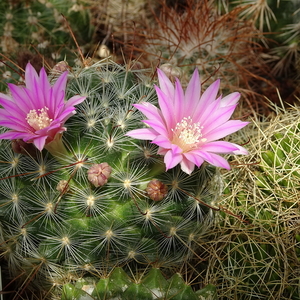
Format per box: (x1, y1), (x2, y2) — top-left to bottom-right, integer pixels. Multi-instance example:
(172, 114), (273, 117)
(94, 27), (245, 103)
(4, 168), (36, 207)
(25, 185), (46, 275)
(0, 62), (86, 151)
(126, 68), (249, 174)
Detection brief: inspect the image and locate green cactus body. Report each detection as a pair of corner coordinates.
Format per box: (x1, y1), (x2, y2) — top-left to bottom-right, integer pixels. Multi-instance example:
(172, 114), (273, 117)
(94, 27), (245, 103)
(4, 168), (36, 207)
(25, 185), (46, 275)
(0, 59), (220, 298)
(61, 267), (217, 300)
(207, 104), (300, 299)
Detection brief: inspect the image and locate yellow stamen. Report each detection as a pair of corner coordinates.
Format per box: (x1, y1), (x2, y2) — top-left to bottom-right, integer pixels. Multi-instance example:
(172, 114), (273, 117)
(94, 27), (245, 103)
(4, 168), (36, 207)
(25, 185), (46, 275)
(26, 107), (52, 130)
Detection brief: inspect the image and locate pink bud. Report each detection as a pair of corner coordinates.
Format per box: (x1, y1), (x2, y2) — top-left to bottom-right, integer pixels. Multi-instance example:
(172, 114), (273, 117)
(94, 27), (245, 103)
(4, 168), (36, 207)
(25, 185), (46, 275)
(51, 61), (69, 75)
(159, 63), (182, 83)
(146, 179), (168, 201)
(56, 180), (70, 193)
(11, 139), (37, 157)
(87, 163), (112, 187)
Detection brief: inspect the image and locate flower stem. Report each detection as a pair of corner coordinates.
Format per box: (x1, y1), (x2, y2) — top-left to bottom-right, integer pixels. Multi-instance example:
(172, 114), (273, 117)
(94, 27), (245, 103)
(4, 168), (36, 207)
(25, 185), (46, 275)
(45, 134), (69, 160)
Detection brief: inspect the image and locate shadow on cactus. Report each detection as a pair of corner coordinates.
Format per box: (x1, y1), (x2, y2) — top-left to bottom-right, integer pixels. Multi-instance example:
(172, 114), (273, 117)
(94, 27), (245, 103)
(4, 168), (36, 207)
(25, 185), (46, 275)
(0, 57), (248, 299)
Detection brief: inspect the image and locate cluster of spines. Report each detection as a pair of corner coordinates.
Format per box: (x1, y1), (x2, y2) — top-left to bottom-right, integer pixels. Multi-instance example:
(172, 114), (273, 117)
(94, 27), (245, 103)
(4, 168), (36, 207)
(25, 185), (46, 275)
(223, 0), (300, 92)
(119, 0), (268, 101)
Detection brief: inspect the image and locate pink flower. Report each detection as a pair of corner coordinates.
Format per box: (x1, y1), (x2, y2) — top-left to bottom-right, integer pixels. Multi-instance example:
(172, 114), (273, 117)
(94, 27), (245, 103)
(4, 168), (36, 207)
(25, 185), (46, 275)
(0, 62), (86, 151)
(126, 68), (249, 174)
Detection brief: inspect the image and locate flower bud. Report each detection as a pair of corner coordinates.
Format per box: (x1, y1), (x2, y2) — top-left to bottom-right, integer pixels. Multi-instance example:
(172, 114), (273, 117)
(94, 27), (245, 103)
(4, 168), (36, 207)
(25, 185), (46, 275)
(146, 179), (168, 201)
(97, 45), (110, 58)
(56, 180), (70, 193)
(11, 139), (37, 157)
(159, 63), (182, 82)
(51, 61), (69, 75)
(87, 163), (112, 187)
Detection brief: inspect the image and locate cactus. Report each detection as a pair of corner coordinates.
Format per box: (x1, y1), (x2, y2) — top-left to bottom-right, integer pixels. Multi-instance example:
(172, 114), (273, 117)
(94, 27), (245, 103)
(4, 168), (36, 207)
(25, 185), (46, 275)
(60, 267), (218, 300)
(225, 0), (300, 104)
(197, 101), (300, 299)
(122, 0), (270, 106)
(0, 0), (93, 91)
(0, 57), (249, 298)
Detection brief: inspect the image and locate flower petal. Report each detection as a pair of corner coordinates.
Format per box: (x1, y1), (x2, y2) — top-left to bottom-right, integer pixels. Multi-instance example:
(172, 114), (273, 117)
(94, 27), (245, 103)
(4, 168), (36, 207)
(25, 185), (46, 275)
(126, 128), (158, 140)
(24, 63), (40, 91)
(199, 141), (240, 153)
(180, 156), (197, 174)
(196, 96), (221, 124)
(151, 135), (172, 149)
(133, 102), (165, 126)
(220, 92), (240, 107)
(194, 79), (220, 117)
(7, 84), (33, 112)
(0, 100), (26, 121)
(201, 104), (237, 133)
(53, 71), (68, 98)
(0, 118), (29, 131)
(155, 86), (176, 130)
(142, 119), (168, 137)
(230, 143), (249, 155)
(157, 68), (175, 99)
(183, 152), (204, 167)
(65, 94), (86, 108)
(33, 135), (48, 151)
(184, 68), (201, 113)
(164, 146), (183, 171)
(0, 130), (33, 140)
(205, 120), (249, 142)
(157, 146), (168, 155)
(196, 151), (231, 169)
(173, 78), (185, 121)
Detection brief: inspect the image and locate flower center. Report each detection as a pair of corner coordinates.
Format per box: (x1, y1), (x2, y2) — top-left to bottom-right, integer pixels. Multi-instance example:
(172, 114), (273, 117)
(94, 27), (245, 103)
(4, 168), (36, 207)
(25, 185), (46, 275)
(171, 116), (206, 152)
(26, 107), (52, 131)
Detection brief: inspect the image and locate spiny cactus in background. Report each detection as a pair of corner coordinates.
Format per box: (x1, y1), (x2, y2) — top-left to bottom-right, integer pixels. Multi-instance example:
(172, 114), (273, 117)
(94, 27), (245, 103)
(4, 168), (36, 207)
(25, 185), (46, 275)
(255, 102), (300, 205)
(226, 0), (300, 102)
(196, 102), (300, 299)
(0, 0), (93, 90)
(0, 58), (248, 299)
(121, 0), (270, 112)
(85, 0), (157, 59)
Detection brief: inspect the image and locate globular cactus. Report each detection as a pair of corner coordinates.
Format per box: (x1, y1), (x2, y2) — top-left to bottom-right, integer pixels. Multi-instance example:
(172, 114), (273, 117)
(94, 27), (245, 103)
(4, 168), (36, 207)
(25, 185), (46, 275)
(0, 57), (248, 299)
(124, 0), (269, 105)
(200, 102), (300, 299)
(255, 104), (300, 202)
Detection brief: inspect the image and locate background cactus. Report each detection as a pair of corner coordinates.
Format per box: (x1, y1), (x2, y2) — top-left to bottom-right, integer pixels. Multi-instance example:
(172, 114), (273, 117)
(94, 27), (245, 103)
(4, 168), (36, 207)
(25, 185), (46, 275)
(195, 100), (300, 299)
(0, 58), (225, 299)
(116, 0), (273, 114)
(0, 0), (93, 91)
(222, 0), (300, 106)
